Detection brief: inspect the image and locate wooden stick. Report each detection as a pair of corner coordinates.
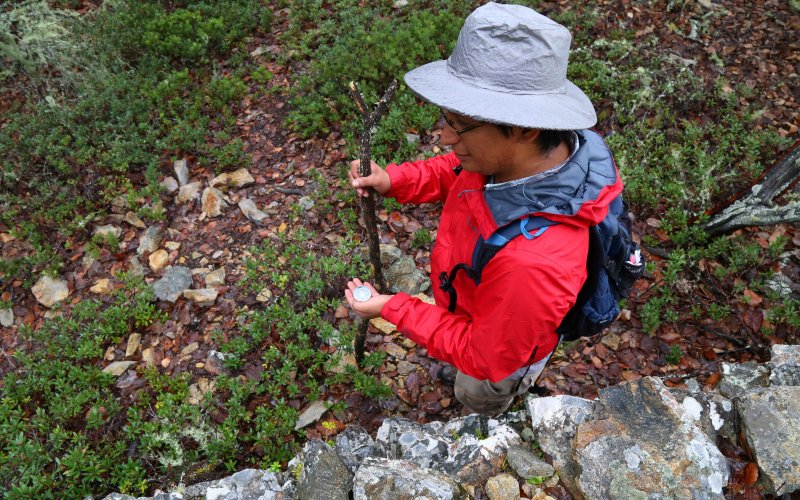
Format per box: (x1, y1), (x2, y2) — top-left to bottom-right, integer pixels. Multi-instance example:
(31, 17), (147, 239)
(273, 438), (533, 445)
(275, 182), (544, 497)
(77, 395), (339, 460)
(348, 79), (397, 365)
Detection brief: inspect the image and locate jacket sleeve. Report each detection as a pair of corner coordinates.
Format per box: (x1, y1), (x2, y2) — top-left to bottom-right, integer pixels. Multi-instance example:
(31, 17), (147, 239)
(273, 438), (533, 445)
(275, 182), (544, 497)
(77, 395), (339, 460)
(381, 249), (579, 383)
(385, 152), (461, 204)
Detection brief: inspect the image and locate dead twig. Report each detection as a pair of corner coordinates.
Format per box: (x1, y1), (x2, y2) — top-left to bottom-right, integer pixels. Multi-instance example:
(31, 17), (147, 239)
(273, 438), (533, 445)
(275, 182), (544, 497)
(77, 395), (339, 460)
(348, 79), (397, 365)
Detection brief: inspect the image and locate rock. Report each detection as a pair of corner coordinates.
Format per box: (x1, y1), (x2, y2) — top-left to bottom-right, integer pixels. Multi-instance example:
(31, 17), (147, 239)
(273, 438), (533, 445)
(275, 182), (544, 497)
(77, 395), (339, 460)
(506, 445), (554, 480)
(335, 426), (376, 474)
(182, 468), (292, 499)
(183, 288), (218, 306)
(575, 377), (728, 499)
(380, 244), (403, 264)
(125, 333), (141, 357)
(204, 267), (226, 287)
(405, 133), (420, 144)
(0, 308), (12, 327)
(298, 196), (314, 211)
(718, 361), (770, 399)
(670, 389), (736, 444)
(527, 394), (596, 498)
(174, 159), (190, 186)
(210, 168), (254, 188)
(137, 226), (163, 255)
(124, 211), (146, 229)
(152, 266), (193, 302)
(256, 288), (273, 302)
(90, 278), (113, 294)
(484, 473), (519, 500)
(738, 386), (800, 495)
(352, 457), (460, 500)
(128, 256), (147, 277)
(160, 176), (179, 194)
(187, 378), (215, 405)
(164, 241), (180, 251)
(295, 400), (329, 430)
(141, 348), (155, 367)
(296, 440), (352, 500)
(32, 275), (70, 307)
(383, 251), (430, 295)
(375, 417), (450, 469)
(202, 187), (228, 218)
(238, 198), (268, 223)
(181, 342), (199, 356)
(393, 0), (409, 8)
(768, 344), (800, 386)
(176, 181), (201, 203)
(149, 249), (170, 271)
(442, 414), (489, 441)
(93, 224), (122, 239)
(328, 352), (357, 375)
(102, 361), (135, 376)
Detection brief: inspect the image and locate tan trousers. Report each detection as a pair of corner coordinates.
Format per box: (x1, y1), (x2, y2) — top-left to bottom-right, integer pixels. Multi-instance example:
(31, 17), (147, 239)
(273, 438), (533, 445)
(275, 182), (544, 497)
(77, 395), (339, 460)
(453, 355), (551, 416)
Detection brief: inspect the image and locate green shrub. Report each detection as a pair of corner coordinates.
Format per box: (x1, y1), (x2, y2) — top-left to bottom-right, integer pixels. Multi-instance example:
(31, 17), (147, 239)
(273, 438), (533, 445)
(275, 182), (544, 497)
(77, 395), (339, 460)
(0, 274), (161, 497)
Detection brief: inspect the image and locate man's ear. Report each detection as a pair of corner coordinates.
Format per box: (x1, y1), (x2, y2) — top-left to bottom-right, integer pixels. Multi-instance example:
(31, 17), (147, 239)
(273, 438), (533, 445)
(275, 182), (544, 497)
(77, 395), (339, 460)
(517, 128), (541, 144)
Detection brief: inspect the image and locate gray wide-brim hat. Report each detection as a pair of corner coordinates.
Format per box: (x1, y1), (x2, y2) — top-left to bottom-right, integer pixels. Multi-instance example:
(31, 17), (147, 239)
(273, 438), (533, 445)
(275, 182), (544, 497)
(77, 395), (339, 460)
(404, 2), (596, 130)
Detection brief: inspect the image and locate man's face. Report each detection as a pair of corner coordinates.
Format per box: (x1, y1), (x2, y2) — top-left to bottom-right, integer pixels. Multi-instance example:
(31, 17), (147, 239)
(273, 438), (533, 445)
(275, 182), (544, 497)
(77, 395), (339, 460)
(440, 111), (519, 182)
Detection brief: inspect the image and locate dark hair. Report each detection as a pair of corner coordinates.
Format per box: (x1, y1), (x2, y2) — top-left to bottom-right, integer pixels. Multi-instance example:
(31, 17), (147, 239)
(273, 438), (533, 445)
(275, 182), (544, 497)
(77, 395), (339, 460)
(495, 125), (573, 154)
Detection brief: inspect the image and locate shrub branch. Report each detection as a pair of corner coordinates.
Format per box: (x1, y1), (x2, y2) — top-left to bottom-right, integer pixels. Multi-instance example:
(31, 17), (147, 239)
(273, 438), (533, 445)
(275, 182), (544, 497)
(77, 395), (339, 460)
(348, 79), (397, 365)
(702, 141), (800, 236)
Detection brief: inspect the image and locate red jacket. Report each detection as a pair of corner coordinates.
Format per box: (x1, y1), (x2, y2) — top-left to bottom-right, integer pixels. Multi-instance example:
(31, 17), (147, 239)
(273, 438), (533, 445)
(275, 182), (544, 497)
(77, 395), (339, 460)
(380, 130), (623, 383)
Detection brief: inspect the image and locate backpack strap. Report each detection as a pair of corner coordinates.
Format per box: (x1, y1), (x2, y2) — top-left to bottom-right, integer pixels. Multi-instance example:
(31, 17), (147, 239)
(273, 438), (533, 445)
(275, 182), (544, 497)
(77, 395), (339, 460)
(439, 216), (557, 313)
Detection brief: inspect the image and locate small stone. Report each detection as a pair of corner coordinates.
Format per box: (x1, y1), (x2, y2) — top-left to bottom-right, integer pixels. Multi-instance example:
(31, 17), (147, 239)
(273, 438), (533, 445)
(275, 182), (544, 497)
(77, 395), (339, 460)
(202, 187), (228, 218)
(212, 250), (224, 259)
(238, 198), (268, 223)
(125, 333), (141, 357)
(181, 342), (199, 356)
(103, 361), (135, 377)
(124, 212), (146, 229)
(161, 356), (171, 368)
(484, 473), (520, 500)
(370, 317), (396, 335)
(506, 445), (555, 480)
(94, 224), (122, 239)
(160, 176), (179, 194)
(187, 378), (215, 405)
(0, 308), (13, 327)
(176, 181), (201, 203)
(137, 226), (163, 255)
(256, 288), (273, 302)
(174, 159), (190, 186)
(298, 196), (315, 211)
(141, 348), (155, 367)
(184, 288), (218, 306)
(90, 278), (113, 294)
(405, 133), (420, 143)
(32, 275), (70, 307)
(152, 266), (193, 302)
(210, 168), (255, 188)
(164, 241), (181, 251)
(383, 343), (407, 360)
(601, 332), (621, 351)
(295, 400), (329, 430)
(149, 249), (170, 271)
(205, 267), (226, 287)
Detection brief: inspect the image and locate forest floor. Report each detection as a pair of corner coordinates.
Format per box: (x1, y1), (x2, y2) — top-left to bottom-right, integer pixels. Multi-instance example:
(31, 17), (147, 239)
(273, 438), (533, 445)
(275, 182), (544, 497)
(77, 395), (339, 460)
(1, 0), (798, 496)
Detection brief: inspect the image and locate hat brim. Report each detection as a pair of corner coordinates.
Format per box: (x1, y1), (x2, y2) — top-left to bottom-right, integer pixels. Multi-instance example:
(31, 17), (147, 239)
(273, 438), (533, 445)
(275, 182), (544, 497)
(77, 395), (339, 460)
(404, 60), (597, 130)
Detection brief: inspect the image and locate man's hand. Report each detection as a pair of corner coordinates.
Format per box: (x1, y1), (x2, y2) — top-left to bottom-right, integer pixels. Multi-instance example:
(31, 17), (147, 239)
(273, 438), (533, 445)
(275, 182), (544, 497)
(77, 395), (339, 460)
(349, 160), (391, 197)
(344, 279), (393, 319)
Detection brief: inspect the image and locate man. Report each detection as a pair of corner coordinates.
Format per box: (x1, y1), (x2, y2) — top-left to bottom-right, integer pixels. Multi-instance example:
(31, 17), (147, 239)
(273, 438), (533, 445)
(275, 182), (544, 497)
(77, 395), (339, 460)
(344, 2), (622, 415)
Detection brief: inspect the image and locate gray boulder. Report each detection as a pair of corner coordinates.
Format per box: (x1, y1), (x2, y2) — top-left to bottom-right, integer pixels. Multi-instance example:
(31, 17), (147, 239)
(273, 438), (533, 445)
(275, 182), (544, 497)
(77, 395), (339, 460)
(575, 377), (728, 499)
(335, 425), (377, 474)
(718, 361), (770, 399)
(352, 457), (460, 500)
(768, 344), (800, 387)
(669, 389), (736, 444)
(527, 394), (596, 498)
(295, 440), (352, 500)
(505, 444), (554, 480)
(182, 468), (292, 499)
(738, 386), (800, 495)
(374, 417), (450, 469)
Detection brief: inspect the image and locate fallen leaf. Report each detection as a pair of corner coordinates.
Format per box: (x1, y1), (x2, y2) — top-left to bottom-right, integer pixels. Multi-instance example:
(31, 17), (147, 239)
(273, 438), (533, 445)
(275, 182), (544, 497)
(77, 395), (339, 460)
(743, 462), (759, 485)
(742, 289), (762, 306)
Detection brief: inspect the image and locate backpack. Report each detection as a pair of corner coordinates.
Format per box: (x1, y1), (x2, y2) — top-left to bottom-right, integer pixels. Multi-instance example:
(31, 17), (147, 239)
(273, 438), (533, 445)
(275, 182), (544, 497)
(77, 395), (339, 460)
(438, 194), (644, 342)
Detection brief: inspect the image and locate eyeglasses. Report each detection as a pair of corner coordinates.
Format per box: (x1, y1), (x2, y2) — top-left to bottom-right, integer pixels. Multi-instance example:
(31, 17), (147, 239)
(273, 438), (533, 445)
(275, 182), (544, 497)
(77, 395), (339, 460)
(441, 112), (485, 136)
